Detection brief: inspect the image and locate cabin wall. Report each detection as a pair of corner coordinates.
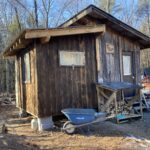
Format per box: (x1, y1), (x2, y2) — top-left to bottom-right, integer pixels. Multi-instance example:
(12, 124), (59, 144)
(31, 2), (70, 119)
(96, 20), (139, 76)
(36, 34), (97, 117)
(71, 17), (141, 84)
(16, 45), (38, 116)
(97, 27), (141, 84)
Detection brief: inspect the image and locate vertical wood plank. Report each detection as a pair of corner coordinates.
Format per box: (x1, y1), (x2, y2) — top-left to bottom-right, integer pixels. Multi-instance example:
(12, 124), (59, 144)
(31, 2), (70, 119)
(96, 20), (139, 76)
(15, 57), (19, 107)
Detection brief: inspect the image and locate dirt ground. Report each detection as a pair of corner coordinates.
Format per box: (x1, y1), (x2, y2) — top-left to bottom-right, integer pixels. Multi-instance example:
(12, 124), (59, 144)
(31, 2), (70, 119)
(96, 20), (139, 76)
(0, 104), (150, 150)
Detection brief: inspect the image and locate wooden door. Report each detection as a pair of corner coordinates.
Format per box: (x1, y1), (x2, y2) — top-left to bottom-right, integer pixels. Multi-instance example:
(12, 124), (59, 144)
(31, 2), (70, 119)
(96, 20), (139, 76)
(122, 52), (135, 97)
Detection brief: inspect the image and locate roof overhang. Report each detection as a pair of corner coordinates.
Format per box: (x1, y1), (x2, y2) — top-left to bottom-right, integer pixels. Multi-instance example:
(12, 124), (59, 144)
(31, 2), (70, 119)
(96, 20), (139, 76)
(3, 25), (105, 57)
(60, 5), (150, 49)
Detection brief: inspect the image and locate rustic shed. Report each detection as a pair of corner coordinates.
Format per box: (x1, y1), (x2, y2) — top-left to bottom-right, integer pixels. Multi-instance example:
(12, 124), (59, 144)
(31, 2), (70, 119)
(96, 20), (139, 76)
(3, 5), (150, 122)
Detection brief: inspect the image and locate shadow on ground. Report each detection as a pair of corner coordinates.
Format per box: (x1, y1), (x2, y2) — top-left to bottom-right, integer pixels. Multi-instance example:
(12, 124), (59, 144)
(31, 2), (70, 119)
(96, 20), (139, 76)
(0, 133), (40, 150)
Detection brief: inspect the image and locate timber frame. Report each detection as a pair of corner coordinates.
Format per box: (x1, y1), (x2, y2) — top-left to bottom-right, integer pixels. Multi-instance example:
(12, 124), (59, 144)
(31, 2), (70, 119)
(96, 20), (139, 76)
(3, 25), (105, 57)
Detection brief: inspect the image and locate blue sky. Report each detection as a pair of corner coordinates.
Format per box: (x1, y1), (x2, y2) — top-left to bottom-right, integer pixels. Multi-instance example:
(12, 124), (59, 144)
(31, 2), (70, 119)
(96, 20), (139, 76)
(24, 0), (149, 29)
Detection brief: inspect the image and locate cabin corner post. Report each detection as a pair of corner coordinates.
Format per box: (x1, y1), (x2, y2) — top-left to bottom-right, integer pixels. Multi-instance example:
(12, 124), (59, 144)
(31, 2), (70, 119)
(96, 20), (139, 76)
(19, 56), (24, 110)
(34, 40), (39, 117)
(15, 56), (19, 107)
(95, 34), (105, 112)
(34, 40), (54, 130)
(134, 49), (141, 84)
(119, 48), (123, 82)
(95, 34), (103, 83)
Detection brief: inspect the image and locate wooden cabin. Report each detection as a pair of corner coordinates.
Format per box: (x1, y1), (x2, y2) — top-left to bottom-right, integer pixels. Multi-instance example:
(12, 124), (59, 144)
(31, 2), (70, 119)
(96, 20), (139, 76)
(3, 5), (150, 119)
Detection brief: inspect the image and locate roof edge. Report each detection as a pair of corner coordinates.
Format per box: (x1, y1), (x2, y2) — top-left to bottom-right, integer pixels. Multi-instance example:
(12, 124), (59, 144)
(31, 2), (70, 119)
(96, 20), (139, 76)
(3, 30), (26, 57)
(3, 25), (106, 57)
(92, 5), (150, 42)
(60, 4), (150, 49)
(59, 5), (93, 27)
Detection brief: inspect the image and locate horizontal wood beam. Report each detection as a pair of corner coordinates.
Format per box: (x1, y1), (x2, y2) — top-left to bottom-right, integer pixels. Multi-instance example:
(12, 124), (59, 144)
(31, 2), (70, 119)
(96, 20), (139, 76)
(13, 44), (26, 50)
(25, 25), (105, 39)
(40, 36), (51, 44)
(8, 39), (31, 55)
(12, 39), (26, 50)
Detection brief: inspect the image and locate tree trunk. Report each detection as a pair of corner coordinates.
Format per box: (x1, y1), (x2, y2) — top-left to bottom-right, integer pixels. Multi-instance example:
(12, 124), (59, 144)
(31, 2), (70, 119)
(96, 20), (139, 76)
(14, 7), (22, 32)
(34, 0), (38, 28)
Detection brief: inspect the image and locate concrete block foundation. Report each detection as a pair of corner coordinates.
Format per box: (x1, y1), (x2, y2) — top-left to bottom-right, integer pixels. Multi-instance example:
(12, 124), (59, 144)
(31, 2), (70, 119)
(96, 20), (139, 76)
(38, 116), (54, 131)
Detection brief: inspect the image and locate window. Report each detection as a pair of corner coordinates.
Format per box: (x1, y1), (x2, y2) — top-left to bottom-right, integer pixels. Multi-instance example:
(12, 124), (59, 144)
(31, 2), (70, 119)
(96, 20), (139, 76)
(59, 51), (85, 66)
(22, 53), (30, 83)
(123, 55), (131, 75)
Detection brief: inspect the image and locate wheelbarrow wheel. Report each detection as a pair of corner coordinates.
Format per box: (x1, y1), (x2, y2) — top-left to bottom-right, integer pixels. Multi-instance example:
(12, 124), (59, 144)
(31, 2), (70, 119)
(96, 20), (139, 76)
(63, 121), (75, 134)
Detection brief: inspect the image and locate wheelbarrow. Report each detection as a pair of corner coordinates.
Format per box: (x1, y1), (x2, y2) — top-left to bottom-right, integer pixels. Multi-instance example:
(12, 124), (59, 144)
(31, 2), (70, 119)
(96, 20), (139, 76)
(61, 108), (113, 134)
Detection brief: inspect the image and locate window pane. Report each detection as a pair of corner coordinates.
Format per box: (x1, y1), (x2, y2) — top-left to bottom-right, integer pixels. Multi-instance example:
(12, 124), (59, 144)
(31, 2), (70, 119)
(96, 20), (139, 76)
(59, 51), (85, 66)
(25, 53), (30, 81)
(22, 53), (30, 82)
(123, 55), (131, 75)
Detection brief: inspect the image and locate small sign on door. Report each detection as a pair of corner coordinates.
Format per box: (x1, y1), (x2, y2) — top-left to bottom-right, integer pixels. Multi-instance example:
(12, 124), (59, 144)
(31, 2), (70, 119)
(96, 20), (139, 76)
(106, 43), (114, 54)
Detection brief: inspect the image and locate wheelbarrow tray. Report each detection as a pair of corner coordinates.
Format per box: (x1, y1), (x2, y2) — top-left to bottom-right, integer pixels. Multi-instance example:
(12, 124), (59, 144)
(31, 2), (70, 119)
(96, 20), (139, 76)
(61, 108), (96, 125)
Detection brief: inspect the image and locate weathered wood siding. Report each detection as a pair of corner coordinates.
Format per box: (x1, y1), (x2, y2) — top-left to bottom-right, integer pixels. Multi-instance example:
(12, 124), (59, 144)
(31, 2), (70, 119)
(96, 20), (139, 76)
(71, 17), (141, 84)
(16, 45), (38, 116)
(36, 34), (97, 117)
(100, 27), (141, 84)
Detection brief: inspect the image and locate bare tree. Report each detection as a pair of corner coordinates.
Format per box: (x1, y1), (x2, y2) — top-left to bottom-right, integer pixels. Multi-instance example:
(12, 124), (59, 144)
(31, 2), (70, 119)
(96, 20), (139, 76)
(34, 0), (38, 28)
(40, 0), (54, 28)
(55, 0), (73, 26)
(137, 0), (150, 70)
(94, 0), (116, 13)
(14, 0), (35, 27)
(14, 7), (22, 31)
(137, 0), (150, 35)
